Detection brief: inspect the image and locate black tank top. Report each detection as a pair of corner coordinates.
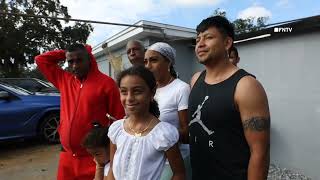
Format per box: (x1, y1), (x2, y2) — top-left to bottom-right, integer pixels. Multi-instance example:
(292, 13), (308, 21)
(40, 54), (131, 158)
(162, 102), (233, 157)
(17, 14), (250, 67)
(189, 69), (254, 180)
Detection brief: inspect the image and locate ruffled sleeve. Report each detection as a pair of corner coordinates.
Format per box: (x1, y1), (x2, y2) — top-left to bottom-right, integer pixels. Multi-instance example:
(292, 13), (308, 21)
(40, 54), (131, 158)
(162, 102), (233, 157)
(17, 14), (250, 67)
(108, 119), (124, 144)
(149, 122), (179, 151)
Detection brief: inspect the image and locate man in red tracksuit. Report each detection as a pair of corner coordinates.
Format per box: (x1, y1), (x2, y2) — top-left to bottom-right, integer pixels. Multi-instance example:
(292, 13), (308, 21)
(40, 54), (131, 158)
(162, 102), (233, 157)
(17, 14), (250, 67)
(35, 44), (125, 180)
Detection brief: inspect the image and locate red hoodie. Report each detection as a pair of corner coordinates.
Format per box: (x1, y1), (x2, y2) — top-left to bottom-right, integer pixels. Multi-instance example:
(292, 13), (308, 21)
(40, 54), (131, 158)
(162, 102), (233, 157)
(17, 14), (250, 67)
(35, 46), (124, 156)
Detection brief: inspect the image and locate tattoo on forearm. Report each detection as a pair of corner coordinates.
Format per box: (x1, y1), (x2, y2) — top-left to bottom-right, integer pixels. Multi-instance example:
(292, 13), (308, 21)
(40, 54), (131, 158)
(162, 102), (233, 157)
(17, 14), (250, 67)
(243, 117), (270, 131)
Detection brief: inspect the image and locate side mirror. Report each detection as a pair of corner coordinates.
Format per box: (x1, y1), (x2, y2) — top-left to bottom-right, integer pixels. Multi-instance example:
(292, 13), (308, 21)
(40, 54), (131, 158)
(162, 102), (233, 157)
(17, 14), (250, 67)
(0, 91), (10, 100)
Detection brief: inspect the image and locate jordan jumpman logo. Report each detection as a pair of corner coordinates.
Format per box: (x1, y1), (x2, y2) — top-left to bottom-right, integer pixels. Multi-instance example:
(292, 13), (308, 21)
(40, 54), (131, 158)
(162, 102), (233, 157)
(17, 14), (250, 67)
(189, 96), (214, 135)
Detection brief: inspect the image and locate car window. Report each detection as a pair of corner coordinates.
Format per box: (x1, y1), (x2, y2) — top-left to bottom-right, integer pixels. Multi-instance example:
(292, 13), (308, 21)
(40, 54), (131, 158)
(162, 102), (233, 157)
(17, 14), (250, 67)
(35, 79), (53, 87)
(20, 79), (43, 92)
(0, 84), (31, 95)
(2, 79), (42, 92)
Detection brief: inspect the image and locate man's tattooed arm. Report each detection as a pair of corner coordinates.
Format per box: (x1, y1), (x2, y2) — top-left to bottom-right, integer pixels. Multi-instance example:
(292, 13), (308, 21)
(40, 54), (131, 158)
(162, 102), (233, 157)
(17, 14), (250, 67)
(242, 117), (270, 131)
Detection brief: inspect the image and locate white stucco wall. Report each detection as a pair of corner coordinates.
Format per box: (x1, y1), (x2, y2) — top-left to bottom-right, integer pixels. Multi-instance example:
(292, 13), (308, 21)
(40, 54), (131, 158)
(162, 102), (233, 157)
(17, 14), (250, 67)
(235, 31), (320, 179)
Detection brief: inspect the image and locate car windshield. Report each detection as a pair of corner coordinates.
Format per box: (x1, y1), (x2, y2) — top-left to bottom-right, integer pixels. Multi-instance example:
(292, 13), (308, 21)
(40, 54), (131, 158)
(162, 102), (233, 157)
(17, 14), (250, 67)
(35, 79), (54, 87)
(0, 83), (32, 95)
(0, 78), (55, 92)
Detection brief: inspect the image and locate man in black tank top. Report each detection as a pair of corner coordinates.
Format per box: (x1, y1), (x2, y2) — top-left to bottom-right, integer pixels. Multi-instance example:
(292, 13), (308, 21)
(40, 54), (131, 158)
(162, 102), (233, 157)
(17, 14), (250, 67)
(189, 16), (270, 180)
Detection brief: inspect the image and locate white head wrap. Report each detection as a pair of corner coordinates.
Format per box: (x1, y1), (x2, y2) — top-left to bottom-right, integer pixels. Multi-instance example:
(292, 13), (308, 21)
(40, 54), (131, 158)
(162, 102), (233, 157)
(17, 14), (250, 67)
(147, 42), (176, 65)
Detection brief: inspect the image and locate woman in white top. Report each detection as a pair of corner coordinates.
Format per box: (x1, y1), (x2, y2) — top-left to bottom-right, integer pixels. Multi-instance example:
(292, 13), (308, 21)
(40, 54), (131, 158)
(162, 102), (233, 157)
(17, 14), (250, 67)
(107, 66), (186, 180)
(144, 42), (191, 180)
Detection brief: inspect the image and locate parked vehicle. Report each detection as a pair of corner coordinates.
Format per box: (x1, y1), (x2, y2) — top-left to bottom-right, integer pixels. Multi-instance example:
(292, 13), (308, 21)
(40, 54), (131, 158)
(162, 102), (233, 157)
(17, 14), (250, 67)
(0, 78), (59, 95)
(0, 82), (60, 143)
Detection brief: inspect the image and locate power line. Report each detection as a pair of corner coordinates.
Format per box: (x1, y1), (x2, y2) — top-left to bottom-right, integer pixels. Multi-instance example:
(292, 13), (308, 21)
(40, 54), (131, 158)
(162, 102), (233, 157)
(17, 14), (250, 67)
(1, 12), (163, 50)
(0, 12), (160, 30)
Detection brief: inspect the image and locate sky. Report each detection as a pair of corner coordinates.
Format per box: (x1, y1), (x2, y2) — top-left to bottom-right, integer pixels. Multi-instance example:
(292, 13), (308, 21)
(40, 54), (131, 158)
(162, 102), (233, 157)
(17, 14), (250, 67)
(59, 0), (320, 47)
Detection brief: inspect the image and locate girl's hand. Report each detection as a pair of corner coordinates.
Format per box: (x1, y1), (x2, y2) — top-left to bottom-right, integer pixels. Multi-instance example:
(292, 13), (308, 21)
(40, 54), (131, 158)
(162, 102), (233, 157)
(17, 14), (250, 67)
(93, 157), (105, 168)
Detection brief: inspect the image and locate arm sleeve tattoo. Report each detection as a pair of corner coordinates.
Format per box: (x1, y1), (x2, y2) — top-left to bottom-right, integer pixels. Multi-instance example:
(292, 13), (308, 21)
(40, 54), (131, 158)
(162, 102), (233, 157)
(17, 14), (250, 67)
(242, 117), (270, 131)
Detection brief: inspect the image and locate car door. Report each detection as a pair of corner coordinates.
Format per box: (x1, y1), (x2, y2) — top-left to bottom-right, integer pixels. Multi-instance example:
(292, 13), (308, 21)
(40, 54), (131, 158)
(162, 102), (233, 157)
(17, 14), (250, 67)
(0, 86), (40, 140)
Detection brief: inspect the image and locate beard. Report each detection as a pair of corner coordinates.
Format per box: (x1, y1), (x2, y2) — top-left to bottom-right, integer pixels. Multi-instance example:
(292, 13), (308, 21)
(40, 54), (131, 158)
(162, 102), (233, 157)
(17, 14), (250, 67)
(197, 51), (225, 65)
(197, 54), (211, 65)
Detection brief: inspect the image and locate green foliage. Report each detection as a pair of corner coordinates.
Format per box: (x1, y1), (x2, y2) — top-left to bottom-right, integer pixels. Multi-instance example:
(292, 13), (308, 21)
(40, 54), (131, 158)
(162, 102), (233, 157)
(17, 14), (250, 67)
(22, 68), (46, 80)
(0, 0), (93, 77)
(212, 8), (269, 34)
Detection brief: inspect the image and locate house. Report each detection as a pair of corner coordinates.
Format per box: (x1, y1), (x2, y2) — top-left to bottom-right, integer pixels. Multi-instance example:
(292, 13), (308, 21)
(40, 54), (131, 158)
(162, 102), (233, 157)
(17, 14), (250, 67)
(93, 15), (320, 179)
(92, 20), (197, 83)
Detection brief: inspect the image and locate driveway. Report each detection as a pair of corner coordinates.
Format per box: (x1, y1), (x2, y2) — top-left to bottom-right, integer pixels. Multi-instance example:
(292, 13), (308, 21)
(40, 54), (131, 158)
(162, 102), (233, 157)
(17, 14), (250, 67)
(0, 139), (60, 180)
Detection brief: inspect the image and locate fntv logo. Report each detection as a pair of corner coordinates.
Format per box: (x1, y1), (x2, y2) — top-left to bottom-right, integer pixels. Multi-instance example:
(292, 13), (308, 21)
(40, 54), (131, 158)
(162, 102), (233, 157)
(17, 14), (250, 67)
(274, 27), (293, 33)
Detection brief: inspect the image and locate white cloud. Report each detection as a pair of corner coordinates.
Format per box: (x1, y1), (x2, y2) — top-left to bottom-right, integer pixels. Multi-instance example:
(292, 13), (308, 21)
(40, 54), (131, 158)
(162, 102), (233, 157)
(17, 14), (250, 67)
(59, 0), (225, 46)
(166, 0), (222, 7)
(60, 0), (169, 46)
(276, 0), (290, 8)
(237, 5), (272, 19)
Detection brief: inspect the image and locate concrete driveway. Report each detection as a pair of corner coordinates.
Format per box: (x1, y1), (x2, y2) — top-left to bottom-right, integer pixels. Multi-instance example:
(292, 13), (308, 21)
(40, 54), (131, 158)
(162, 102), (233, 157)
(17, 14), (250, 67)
(0, 139), (60, 180)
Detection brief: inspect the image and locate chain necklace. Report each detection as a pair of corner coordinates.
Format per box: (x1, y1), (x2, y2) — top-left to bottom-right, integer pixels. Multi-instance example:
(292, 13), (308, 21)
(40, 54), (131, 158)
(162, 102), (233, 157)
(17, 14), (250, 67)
(128, 118), (154, 137)
(166, 76), (174, 86)
(158, 76), (174, 88)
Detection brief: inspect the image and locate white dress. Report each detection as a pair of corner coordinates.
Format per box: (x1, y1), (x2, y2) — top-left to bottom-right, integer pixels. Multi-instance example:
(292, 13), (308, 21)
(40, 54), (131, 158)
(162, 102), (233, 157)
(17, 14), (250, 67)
(104, 162), (110, 176)
(108, 119), (179, 180)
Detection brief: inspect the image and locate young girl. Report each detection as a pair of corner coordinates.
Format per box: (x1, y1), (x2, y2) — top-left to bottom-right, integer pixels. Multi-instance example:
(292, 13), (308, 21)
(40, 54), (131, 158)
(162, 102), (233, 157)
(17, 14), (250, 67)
(82, 122), (110, 180)
(107, 66), (186, 180)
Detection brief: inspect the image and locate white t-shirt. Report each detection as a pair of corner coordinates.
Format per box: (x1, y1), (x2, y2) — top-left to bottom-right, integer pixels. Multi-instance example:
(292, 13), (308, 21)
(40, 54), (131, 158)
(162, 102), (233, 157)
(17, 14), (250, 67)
(155, 78), (190, 158)
(155, 78), (190, 128)
(108, 119), (179, 180)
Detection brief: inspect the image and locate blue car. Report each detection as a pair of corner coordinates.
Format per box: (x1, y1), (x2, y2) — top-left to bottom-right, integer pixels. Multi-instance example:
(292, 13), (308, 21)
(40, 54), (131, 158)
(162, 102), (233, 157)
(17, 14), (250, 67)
(0, 82), (60, 143)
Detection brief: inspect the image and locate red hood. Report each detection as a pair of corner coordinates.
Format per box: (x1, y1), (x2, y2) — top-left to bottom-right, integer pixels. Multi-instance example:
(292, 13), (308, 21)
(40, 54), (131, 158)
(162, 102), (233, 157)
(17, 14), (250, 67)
(85, 45), (99, 74)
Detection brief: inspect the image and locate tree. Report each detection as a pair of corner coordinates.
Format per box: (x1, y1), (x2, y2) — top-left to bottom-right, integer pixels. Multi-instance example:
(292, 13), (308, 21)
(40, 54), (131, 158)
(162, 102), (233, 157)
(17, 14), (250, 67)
(213, 8), (227, 17)
(22, 68), (47, 80)
(212, 8), (269, 34)
(0, 0), (93, 77)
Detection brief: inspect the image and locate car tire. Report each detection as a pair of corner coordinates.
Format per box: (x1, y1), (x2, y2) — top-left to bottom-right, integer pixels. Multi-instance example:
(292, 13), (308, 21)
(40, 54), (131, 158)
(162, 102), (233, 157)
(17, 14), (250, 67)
(39, 112), (60, 143)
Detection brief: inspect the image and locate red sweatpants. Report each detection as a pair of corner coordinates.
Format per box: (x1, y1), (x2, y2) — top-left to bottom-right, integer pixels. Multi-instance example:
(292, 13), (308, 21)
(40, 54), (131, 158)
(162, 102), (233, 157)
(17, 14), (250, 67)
(57, 151), (96, 180)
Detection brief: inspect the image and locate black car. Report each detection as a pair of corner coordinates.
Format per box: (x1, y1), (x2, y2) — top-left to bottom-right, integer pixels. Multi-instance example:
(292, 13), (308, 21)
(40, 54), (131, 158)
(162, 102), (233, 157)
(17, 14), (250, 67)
(0, 78), (59, 95)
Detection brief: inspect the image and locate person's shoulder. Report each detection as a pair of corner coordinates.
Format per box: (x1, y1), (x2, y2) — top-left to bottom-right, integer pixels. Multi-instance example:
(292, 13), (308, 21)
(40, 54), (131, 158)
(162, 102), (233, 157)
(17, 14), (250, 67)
(154, 121), (179, 137)
(110, 119), (124, 127)
(98, 72), (116, 82)
(174, 78), (189, 87)
(108, 119), (124, 143)
(190, 71), (202, 88)
(235, 75), (267, 103)
(109, 119), (124, 133)
(149, 121), (179, 151)
(148, 121), (177, 137)
(158, 120), (174, 127)
(95, 72), (118, 88)
(172, 79), (190, 90)
(237, 75), (263, 92)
